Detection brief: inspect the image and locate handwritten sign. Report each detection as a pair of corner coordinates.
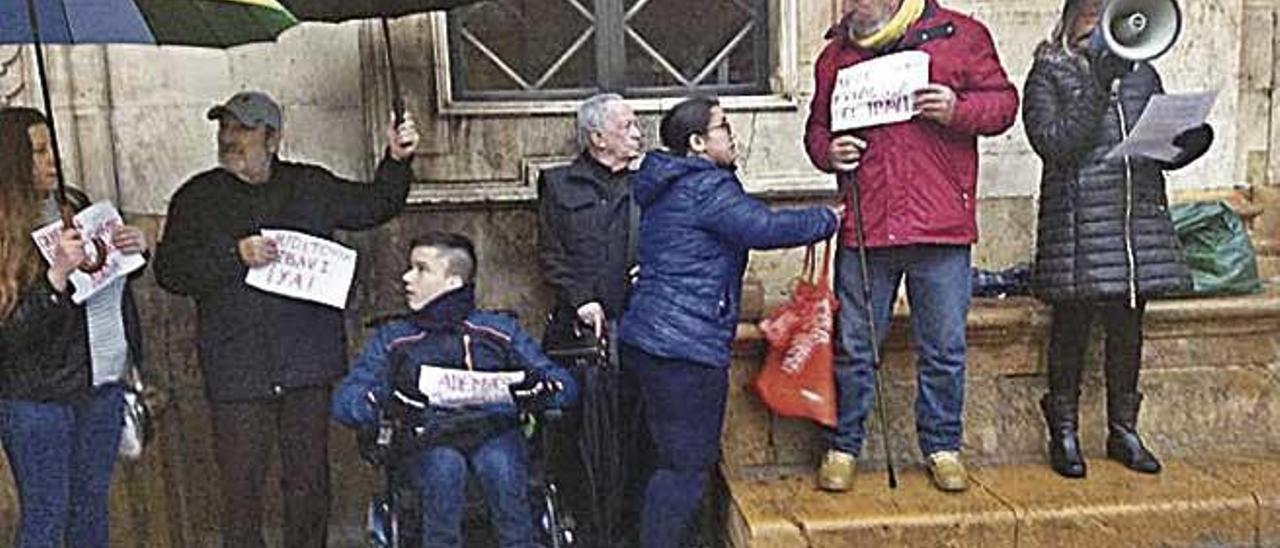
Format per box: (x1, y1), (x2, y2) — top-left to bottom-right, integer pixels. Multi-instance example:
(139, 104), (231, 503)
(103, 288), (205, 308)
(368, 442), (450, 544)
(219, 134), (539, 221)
(245, 229), (357, 309)
(830, 50), (930, 132)
(417, 365), (526, 409)
(31, 201), (146, 304)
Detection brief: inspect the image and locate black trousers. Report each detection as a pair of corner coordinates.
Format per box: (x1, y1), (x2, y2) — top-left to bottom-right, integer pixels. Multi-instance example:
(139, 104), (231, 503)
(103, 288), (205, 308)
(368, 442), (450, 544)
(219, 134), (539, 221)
(1046, 299), (1146, 401)
(210, 386), (331, 548)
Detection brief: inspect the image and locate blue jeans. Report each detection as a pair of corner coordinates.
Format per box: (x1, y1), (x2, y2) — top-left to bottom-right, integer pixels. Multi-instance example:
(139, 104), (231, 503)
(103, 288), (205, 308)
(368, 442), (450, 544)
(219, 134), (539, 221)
(406, 427), (534, 548)
(622, 344), (727, 548)
(831, 244), (970, 457)
(0, 384), (124, 548)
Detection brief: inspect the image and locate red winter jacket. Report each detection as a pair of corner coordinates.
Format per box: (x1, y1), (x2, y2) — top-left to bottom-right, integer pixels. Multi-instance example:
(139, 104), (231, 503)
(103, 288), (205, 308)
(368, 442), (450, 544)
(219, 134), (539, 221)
(805, 1), (1018, 248)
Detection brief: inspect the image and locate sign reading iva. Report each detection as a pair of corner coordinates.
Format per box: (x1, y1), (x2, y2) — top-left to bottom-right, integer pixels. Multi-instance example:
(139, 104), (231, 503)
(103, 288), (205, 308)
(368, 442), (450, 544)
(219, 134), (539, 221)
(831, 50), (930, 132)
(245, 229), (357, 309)
(31, 201), (146, 304)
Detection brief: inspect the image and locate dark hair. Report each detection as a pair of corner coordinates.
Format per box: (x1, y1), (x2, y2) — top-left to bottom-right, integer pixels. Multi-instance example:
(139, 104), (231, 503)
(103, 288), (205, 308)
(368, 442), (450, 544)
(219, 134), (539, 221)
(0, 107), (49, 319)
(408, 231), (477, 283)
(660, 96), (719, 156)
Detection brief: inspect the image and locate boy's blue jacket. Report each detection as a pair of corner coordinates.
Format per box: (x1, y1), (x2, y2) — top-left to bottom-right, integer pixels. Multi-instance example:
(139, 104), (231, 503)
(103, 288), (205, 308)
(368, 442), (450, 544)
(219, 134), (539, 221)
(332, 285), (577, 428)
(619, 152), (838, 368)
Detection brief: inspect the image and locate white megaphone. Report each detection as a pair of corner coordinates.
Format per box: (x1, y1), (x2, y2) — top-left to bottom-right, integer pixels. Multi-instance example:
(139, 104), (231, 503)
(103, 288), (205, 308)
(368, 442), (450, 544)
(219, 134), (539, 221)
(1096, 0), (1182, 60)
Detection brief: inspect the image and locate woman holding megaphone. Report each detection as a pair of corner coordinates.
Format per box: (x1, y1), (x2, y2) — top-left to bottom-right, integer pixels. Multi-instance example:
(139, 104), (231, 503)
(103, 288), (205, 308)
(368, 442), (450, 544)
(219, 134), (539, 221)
(1022, 0), (1212, 479)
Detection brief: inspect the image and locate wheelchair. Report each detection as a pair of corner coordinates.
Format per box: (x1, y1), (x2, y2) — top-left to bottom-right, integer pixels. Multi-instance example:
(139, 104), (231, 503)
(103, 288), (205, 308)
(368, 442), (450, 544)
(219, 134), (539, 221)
(361, 382), (578, 548)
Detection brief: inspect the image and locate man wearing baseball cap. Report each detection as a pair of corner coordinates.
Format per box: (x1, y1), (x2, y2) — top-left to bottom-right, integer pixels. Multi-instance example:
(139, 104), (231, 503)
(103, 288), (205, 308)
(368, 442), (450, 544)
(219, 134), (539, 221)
(154, 90), (420, 547)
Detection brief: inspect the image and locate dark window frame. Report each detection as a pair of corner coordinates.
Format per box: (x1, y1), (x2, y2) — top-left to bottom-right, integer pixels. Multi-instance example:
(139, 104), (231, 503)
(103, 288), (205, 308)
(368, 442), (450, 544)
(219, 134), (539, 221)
(446, 0), (772, 102)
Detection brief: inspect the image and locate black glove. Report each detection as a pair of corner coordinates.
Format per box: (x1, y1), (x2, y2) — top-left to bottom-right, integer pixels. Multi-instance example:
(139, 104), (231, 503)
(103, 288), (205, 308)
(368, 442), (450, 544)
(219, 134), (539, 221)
(1090, 53), (1131, 91)
(508, 373), (563, 413)
(1164, 124), (1214, 170)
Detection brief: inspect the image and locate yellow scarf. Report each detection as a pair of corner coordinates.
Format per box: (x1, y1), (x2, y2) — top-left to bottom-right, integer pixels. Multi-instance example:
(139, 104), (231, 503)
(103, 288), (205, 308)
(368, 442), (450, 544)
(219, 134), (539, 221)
(852, 0), (926, 50)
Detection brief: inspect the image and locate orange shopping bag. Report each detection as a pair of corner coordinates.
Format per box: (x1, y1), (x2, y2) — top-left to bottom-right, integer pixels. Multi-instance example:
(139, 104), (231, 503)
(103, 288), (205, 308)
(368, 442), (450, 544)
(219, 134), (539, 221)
(750, 240), (838, 427)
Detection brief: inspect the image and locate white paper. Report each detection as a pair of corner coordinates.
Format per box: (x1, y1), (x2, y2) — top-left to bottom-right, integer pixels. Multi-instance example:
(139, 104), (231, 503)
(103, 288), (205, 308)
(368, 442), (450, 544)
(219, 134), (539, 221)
(31, 201), (146, 304)
(1105, 91), (1217, 162)
(830, 50), (930, 132)
(244, 229), (357, 309)
(417, 365), (526, 409)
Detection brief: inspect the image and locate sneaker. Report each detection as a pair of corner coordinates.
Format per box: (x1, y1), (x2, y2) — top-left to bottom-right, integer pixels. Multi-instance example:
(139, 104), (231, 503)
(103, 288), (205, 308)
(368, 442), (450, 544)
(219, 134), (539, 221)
(817, 450), (856, 492)
(926, 451), (969, 492)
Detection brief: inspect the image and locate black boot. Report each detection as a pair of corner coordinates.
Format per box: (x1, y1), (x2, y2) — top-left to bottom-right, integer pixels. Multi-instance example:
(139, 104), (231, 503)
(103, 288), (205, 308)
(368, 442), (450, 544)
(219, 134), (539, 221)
(1040, 393), (1086, 478)
(1105, 392), (1161, 474)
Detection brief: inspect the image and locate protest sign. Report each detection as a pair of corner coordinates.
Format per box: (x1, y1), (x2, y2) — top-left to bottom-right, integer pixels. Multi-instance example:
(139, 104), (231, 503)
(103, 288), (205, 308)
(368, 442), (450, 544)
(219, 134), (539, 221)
(831, 50), (930, 132)
(244, 229), (357, 309)
(31, 201), (146, 304)
(417, 365), (526, 409)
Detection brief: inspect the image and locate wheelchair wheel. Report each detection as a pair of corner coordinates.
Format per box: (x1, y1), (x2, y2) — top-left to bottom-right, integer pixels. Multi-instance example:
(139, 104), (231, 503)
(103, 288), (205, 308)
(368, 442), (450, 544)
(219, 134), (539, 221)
(536, 481), (577, 547)
(367, 495), (395, 548)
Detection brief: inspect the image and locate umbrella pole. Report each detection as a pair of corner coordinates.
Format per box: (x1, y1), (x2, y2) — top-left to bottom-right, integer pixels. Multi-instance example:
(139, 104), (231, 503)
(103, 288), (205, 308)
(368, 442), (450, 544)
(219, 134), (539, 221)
(25, 0), (108, 274)
(24, 0), (70, 224)
(380, 17), (405, 127)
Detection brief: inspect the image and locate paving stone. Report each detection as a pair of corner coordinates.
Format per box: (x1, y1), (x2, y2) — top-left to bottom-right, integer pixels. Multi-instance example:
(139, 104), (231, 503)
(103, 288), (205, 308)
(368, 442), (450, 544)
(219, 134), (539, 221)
(726, 469), (1017, 548)
(973, 460), (1256, 548)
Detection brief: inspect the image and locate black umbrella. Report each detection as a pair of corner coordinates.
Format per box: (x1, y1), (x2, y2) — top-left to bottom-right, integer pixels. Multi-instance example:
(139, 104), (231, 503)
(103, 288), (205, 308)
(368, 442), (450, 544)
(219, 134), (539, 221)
(279, 0), (491, 124)
(279, 0), (487, 21)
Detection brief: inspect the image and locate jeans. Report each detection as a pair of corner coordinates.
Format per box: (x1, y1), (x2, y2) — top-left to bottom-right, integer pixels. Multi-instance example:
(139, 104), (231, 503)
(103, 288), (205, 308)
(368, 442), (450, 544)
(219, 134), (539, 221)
(406, 427), (534, 548)
(831, 244), (971, 457)
(0, 383), (125, 548)
(209, 387), (331, 548)
(622, 344), (728, 548)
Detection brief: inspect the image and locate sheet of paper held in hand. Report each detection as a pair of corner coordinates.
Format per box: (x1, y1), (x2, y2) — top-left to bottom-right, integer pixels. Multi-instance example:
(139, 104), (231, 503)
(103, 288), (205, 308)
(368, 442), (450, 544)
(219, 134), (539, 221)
(830, 50), (930, 132)
(1105, 91), (1217, 162)
(31, 201), (146, 304)
(245, 229), (357, 309)
(417, 365), (526, 408)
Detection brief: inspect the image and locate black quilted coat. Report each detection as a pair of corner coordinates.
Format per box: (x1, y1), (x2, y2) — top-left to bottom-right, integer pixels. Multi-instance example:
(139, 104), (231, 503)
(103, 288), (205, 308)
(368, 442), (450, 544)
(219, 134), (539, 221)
(1022, 45), (1194, 303)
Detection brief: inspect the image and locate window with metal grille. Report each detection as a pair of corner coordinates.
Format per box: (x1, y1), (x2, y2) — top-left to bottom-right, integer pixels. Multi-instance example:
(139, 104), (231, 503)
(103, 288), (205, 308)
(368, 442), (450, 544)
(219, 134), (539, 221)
(446, 0), (771, 101)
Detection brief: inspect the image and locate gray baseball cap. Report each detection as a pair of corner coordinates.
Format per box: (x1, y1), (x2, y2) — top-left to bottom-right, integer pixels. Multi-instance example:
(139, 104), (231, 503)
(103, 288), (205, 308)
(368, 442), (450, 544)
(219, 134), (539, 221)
(206, 91), (282, 130)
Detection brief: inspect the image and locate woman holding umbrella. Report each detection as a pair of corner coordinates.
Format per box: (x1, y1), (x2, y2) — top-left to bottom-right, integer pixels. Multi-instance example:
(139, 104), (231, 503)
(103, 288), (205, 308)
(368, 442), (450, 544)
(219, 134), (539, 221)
(0, 107), (148, 547)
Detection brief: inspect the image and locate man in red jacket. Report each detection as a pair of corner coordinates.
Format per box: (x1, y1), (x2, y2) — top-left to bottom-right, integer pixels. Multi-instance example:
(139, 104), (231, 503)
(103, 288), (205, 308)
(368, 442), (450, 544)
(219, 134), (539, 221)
(804, 0), (1018, 493)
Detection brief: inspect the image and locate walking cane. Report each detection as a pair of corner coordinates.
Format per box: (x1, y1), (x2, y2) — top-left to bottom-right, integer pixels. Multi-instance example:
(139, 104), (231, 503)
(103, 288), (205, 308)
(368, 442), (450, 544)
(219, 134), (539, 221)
(838, 170), (898, 489)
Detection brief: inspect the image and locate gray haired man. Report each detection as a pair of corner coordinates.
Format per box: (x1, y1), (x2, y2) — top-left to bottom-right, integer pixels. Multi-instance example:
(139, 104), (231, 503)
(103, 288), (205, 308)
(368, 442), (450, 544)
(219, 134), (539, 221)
(536, 93), (643, 545)
(538, 93), (642, 344)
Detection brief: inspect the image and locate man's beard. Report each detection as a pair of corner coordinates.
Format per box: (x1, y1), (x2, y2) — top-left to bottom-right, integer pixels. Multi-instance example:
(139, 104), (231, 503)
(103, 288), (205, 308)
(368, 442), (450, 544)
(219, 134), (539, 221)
(219, 147), (271, 183)
(849, 17), (887, 38)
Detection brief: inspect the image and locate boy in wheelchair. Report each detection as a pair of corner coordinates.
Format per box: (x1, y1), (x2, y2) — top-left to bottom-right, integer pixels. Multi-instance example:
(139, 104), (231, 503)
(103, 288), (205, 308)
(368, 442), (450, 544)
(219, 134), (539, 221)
(332, 232), (578, 548)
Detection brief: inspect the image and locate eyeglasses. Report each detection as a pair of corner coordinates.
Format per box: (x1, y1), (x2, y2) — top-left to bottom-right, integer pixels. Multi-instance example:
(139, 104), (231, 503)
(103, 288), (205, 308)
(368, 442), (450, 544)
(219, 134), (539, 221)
(705, 121), (733, 136)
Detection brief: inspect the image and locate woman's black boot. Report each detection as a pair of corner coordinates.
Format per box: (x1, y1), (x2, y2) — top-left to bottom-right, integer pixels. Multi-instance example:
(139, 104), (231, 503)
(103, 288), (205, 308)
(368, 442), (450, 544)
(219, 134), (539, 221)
(1105, 392), (1161, 474)
(1040, 393), (1086, 478)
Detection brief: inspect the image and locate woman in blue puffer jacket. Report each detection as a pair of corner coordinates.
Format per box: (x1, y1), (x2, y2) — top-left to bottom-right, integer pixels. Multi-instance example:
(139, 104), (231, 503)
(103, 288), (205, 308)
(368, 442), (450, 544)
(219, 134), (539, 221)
(619, 96), (840, 548)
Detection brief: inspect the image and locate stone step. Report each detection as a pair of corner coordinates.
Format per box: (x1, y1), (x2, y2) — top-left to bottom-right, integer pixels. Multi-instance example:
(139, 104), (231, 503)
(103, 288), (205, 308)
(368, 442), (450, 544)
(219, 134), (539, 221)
(723, 455), (1280, 547)
(724, 291), (1280, 476)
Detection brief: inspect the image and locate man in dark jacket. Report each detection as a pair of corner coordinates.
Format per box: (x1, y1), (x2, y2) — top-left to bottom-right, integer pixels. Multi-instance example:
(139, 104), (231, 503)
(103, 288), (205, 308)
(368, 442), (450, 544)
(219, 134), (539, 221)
(538, 92), (642, 345)
(805, 0), (1019, 493)
(153, 91), (419, 548)
(332, 232), (577, 548)
(536, 92), (643, 545)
